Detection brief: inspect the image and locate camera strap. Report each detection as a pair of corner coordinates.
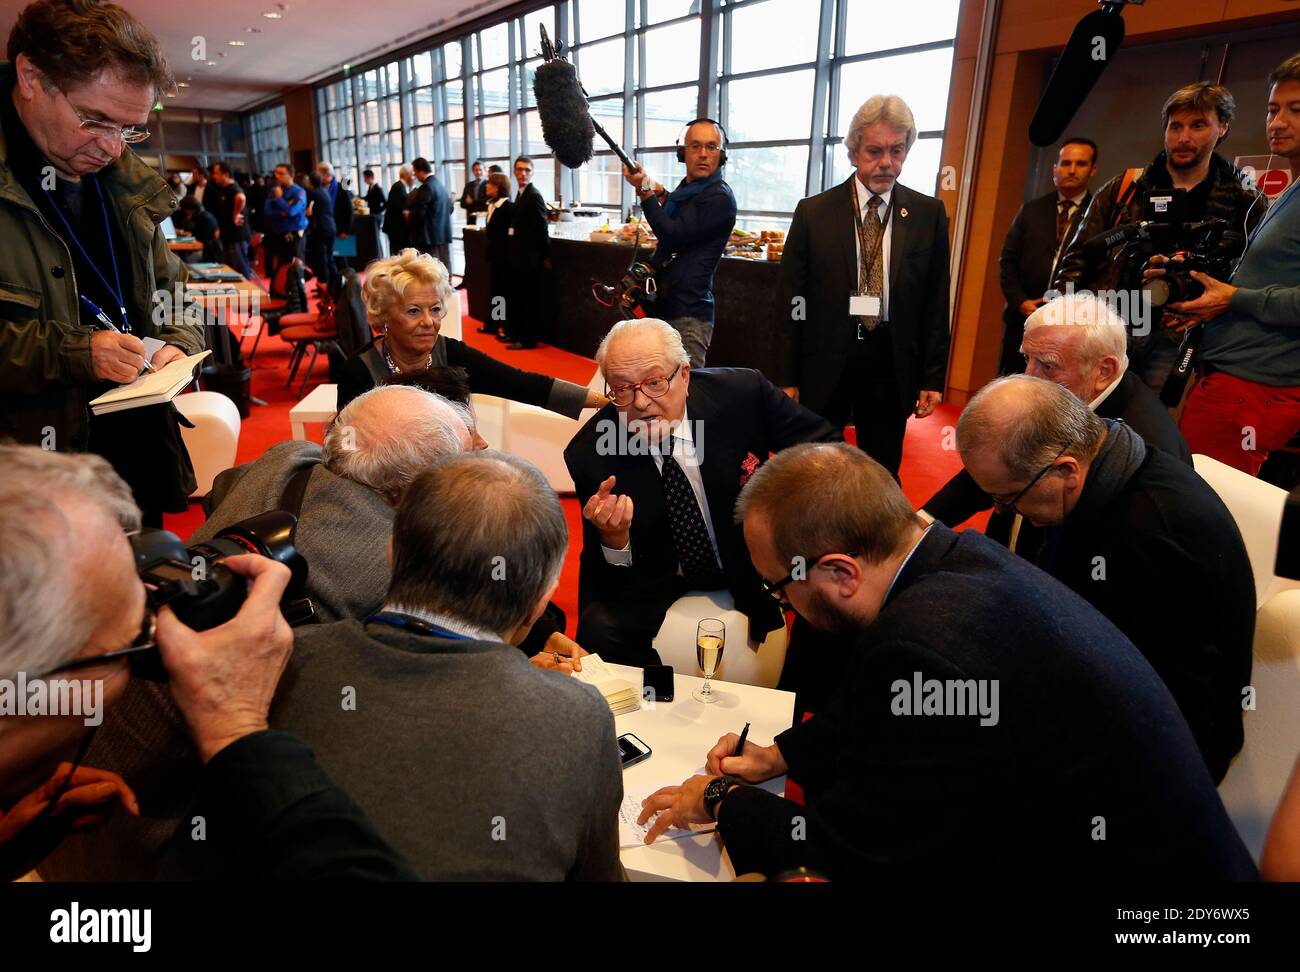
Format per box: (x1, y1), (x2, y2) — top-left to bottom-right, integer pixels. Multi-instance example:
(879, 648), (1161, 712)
(279, 462), (319, 526)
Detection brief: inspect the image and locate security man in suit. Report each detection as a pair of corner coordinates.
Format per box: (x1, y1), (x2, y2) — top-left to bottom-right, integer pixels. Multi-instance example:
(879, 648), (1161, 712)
(997, 137), (1097, 375)
(778, 94), (951, 482)
(459, 159), (488, 225)
(564, 318), (839, 667)
(505, 155), (551, 350)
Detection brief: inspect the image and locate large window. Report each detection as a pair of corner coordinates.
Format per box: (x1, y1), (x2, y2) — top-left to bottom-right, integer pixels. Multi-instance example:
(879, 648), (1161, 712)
(249, 104), (288, 177)
(304, 0), (960, 234)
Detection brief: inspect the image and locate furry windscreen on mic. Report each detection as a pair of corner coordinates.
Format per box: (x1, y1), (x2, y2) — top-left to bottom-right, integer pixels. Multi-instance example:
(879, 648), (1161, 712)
(534, 59), (595, 169)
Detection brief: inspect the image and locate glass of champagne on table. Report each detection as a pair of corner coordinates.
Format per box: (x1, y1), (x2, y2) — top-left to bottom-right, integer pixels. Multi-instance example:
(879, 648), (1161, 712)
(694, 618), (725, 703)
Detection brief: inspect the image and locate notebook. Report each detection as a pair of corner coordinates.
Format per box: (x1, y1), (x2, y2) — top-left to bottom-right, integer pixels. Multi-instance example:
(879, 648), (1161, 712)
(89, 350), (211, 415)
(572, 654), (641, 715)
(618, 786), (716, 848)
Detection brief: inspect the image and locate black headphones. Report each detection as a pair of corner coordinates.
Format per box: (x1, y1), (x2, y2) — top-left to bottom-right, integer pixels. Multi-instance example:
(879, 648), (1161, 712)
(676, 117), (728, 166)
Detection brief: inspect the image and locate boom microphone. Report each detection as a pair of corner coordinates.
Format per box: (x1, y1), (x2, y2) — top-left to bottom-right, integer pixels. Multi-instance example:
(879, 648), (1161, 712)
(1028, 2), (1131, 147)
(533, 25), (639, 173)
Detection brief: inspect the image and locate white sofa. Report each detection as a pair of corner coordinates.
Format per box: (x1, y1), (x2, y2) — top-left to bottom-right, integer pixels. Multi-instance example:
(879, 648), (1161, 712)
(1195, 454), (1300, 861)
(174, 391), (241, 498)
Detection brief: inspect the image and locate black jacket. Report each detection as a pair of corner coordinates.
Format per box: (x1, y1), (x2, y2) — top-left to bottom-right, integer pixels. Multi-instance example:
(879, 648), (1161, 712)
(364, 183), (386, 218)
(161, 731), (418, 880)
(640, 174), (737, 324)
(924, 371), (1192, 529)
(508, 183), (550, 272)
(384, 181), (409, 243)
(1000, 189), (1090, 321)
(564, 368), (840, 642)
(1054, 151), (1264, 296)
(406, 175), (453, 249)
(716, 525), (1257, 880)
(460, 178), (488, 217)
(328, 180), (353, 236)
(484, 199), (514, 264)
(779, 178), (951, 412)
(1036, 440), (1255, 783)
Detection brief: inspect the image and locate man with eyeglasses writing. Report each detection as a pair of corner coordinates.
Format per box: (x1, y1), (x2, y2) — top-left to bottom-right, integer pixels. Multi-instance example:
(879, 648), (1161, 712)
(956, 375), (1254, 784)
(0, 0), (204, 527)
(563, 318), (837, 667)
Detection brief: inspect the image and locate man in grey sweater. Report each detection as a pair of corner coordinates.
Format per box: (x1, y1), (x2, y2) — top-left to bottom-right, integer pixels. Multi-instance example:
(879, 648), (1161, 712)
(272, 451), (625, 880)
(1170, 54), (1300, 475)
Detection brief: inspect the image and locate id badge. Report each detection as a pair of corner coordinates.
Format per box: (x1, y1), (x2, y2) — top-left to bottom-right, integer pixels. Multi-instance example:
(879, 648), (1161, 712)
(849, 294), (881, 317)
(507, 227), (515, 236)
(1150, 195), (1172, 214)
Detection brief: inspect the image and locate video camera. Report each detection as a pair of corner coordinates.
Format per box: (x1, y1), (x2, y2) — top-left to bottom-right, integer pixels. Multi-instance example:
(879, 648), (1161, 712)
(1138, 218), (1244, 311)
(128, 511), (314, 680)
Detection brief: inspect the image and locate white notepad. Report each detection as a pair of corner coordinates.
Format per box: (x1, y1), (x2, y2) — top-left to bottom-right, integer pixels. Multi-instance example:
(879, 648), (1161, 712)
(572, 653), (641, 715)
(89, 350), (211, 415)
(618, 787), (716, 848)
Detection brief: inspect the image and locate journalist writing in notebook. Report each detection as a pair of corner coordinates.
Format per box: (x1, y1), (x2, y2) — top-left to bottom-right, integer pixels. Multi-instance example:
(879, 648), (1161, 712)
(0, 0), (204, 526)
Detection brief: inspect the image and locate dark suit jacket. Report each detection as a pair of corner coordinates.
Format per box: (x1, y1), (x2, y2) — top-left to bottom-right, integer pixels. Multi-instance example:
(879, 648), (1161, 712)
(460, 178), (488, 217)
(1037, 442), (1255, 783)
(364, 183), (386, 218)
(406, 175), (453, 249)
(384, 181), (409, 243)
(328, 181), (353, 236)
(999, 190), (1090, 320)
(924, 371), (1192, 529)
(779, 178), (950, 413)
(563, 368), (839, 641)
(716, 525), (1257, 880)
(509, 183), (550, 272)
(484, 199), (514, 265)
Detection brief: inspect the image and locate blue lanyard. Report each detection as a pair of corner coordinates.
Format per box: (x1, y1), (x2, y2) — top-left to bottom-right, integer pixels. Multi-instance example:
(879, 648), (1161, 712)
(43, 175), (130, 332)
(365, 611), (471, 641)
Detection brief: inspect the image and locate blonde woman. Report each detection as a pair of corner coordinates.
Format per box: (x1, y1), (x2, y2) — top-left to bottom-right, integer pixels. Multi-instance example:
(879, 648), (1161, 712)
(337, 248), (606, 413)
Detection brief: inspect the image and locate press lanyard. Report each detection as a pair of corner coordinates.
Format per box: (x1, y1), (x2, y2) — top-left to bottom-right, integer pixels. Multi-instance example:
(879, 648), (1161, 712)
(365, 611), (472, 641)
(851, 180), (891, 293)
(43, 175), (131, 332)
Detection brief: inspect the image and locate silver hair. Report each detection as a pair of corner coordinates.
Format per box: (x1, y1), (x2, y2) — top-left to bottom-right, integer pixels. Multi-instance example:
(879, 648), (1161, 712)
(0, 446), (140, 678)
(323, 385), (472, 504)
(956, 374), (1106, 481)
(398, 164), (413, 179)
(1023, 292), (1130, 372)
(316, 161), (334, 174)
(594, 318), (690, 378)
(388, 451), (568, 636)
(845, 94), (918, 153)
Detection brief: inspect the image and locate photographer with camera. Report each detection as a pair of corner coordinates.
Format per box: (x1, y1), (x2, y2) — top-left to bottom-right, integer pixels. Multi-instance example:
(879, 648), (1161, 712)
(0, 444), (415, 881)
(1054, 82), (1265, 394)
(1156, 55), (1300, 476)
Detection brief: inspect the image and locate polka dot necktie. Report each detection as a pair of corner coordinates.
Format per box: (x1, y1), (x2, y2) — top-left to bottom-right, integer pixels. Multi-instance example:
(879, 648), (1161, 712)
(660, 436), (724, 590)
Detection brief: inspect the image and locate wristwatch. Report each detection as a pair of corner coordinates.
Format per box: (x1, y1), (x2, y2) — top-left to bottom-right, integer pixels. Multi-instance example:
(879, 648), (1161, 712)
(703, 774), (745, 822)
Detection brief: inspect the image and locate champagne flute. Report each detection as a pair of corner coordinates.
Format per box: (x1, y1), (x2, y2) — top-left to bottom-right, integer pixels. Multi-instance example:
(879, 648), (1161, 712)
(694, 618), (725, 703)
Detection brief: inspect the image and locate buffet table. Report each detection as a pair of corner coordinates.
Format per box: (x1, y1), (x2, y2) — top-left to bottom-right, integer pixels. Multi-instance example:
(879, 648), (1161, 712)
(463, 217), (786, 380)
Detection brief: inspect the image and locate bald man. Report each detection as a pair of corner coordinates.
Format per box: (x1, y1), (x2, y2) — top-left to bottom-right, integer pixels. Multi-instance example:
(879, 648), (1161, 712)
(956, 375), (1253, 783)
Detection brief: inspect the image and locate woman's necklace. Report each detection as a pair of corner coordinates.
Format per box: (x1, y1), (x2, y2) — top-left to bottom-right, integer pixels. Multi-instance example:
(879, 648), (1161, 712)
(382, 337), (433, 375)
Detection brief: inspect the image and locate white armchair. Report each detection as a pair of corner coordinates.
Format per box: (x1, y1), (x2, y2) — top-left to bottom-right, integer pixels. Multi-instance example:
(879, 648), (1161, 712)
(174, 391), (241, 498)
(650, 589), (789, 689)
(1195, 455), (1300, 861)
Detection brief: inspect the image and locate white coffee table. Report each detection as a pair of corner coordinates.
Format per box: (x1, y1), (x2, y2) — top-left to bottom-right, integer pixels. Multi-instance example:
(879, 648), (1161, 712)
(289, 383), (338, 440)
(608, 662), (795, 882)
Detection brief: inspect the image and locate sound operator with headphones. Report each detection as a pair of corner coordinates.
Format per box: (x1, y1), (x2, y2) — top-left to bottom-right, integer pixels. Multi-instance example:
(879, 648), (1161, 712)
(623, 118), (737, 366)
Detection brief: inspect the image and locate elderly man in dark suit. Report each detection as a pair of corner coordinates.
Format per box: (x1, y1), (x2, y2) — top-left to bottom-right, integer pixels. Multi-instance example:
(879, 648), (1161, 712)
(778, 94), (950, 481)
(504, 154), (552, 350)
(997, 137), (1097, 375)
(384, 165), (414, 254)
(957, 375), (1254, 783)
(406, 156), (453, 267)
(564, 318), (839, 667)
(923, 292), (1190, 539)
(637, 442), (1256, 880)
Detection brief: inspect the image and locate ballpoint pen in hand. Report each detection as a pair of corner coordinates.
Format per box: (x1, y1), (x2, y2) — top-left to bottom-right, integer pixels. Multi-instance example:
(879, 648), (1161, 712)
(732, 722), (751, 757)
(81, 294), (153, 372)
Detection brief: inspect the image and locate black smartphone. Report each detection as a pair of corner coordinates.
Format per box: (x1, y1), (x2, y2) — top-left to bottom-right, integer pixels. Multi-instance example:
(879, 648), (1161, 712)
(642, 664), (675, 703)
(618, 733), (652, 769)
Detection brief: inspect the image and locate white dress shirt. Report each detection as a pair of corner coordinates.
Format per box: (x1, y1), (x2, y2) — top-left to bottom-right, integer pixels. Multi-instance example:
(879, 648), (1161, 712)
(485, 198), (506, 224)
(852, 178), (893, 322)
(600, 408), (721, 570)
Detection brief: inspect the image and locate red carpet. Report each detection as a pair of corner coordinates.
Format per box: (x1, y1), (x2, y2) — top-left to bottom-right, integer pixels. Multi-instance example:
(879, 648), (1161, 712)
(166, 294), (980, 637)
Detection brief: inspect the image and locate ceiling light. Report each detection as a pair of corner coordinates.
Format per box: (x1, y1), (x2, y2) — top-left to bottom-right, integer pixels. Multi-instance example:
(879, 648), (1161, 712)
(245, 27), (262, 33)
(176, 81), (190, 87)
(205, 61), (218, 66)
(263, 10), (282, 18)
(228, 40), (246, 46)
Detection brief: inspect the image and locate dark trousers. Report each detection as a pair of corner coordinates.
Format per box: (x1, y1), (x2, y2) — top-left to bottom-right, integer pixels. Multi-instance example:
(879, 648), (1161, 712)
(223, 239), (253, 281)
(306, 231), (335, 291)
(508, 267), (547, 346)
(265, 231), (305, 285)
(820, 326), (911, 480)
(576, 574), (690, 668)
(999, 310), (1026, 376)
(486, 259), (509, 335)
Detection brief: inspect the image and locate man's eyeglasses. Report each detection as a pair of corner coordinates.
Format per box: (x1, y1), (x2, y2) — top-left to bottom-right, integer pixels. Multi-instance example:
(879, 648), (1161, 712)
(762, 551), (861, 608)
(985, 446), (1069, 513)
(606, 365), (681, 407)
(56, 84), (151, 144)
(686, 141), (722, 154)
(35, 608), (157, 680)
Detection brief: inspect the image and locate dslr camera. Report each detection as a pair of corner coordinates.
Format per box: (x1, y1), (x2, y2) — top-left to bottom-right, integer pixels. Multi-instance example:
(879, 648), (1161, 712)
(1139, 218), (1243, 311)
(128, 511), (314, 679)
